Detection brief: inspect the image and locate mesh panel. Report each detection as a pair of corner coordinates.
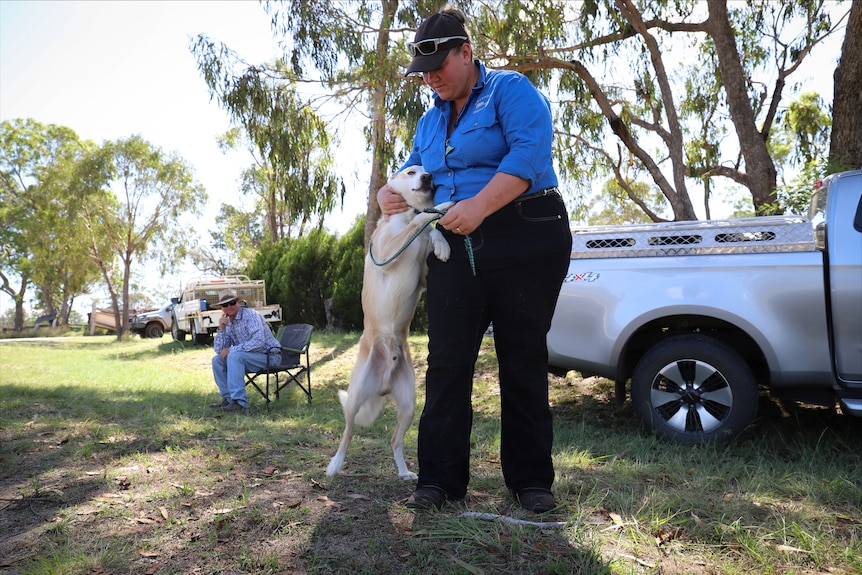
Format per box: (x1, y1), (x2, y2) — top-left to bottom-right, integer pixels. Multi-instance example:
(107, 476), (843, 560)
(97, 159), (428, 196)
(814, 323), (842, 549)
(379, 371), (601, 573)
(571, 216), (814, 259)
(187, 277), (269, 307)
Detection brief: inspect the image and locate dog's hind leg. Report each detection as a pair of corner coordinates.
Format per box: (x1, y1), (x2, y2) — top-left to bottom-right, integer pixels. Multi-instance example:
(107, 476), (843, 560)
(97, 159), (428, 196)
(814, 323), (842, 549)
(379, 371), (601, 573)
(389, 361), (418, 480)
(326, 340), (390, 477)
(326, 390), (356, 477)
(352, 339), (393, 426)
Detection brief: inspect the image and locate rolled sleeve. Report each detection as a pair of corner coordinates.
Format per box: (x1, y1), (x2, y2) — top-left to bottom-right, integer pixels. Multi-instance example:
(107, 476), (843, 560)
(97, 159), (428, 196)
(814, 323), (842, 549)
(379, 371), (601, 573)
(494, 74), (556, 187)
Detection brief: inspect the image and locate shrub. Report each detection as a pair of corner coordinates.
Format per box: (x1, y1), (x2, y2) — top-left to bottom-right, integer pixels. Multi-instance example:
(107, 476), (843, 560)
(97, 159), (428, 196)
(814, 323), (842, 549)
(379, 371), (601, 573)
(329, 216), (365, 331)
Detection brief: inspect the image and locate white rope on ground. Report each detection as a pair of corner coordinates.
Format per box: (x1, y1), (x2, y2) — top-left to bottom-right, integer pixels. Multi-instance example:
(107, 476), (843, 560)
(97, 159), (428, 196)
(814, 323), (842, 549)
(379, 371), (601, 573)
(458, 511), (569, 529)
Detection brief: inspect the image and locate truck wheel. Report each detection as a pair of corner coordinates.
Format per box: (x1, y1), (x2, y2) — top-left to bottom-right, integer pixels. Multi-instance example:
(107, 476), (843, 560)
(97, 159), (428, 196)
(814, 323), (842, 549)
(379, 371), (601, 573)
(171, 318), (186, 342)
(631, 334), (758, 443)
(143, 323), (164, 339)
(190, 320), (210, 345)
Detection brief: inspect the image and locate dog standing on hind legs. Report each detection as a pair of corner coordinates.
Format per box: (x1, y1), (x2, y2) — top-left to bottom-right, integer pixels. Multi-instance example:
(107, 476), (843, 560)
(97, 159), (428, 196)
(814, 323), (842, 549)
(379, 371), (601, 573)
(326, 166), (452, 480)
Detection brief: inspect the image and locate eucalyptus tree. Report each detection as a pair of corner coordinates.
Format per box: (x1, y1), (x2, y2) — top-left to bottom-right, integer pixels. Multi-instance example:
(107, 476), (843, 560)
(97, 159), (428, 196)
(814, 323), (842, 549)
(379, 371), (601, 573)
(0, 118), (102, 329)
(75, 135), (205, 339)
(190, 45), (345, 246)
(193, 0), (433, 245)
(265, 0), (433, 244)
(590, 179), (669, 225)
(767, 92), (833, 215)
(468, 0), (846, 219)
(197, 199), (264, 276)
(282, 0), (845, 225)
(195, 0), (847, 232)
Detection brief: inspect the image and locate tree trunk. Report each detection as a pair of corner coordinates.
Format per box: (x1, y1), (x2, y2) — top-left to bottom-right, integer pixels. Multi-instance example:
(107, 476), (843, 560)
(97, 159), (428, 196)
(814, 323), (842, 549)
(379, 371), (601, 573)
(364, 0), (398, 248)
(829, 0), (862, 172)
(119, 256), (132, 339)
(0, 274), (28, 330)
(706, 0), (778, 214)
(41, 291), (57, 321)
(267, 170), (279, 243)
(13, 290), (26, 330)
(615, 0), (695, 220)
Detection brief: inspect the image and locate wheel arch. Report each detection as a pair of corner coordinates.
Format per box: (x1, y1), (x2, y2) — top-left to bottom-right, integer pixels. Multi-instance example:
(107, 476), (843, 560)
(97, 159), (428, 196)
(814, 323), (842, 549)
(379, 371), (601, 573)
(613, 313), (772, 401)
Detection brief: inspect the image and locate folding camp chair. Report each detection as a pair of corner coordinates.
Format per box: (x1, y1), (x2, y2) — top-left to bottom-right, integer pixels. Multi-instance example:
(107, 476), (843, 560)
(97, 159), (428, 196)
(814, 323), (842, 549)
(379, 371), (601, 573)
(245, 323), (314, 408)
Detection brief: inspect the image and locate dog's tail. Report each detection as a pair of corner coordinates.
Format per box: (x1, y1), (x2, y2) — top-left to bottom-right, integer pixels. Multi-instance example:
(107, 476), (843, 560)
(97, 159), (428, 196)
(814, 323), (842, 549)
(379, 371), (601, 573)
(344, 334), (407, 427)
(339, 389), (386, 427)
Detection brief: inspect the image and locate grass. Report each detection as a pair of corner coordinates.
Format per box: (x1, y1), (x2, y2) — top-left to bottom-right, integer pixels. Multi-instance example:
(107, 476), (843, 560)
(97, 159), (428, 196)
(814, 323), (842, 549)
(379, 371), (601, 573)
(0, 331), (860, 574)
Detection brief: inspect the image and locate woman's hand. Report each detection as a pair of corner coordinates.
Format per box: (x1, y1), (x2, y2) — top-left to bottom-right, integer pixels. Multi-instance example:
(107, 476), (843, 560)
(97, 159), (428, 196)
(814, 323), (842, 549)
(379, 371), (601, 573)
(377, 184), (409, 215)
(439, 173), (530, 235)
(438, 196), (485, 235)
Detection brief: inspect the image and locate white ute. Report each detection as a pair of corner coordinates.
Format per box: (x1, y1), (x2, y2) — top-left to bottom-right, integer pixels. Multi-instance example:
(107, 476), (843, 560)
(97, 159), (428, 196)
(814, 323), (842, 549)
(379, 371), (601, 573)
(170, 275), (282, 344)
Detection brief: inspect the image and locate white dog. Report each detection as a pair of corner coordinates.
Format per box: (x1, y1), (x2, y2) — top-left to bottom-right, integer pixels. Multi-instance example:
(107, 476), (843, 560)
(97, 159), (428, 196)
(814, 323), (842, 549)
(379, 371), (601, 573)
(326, 166), (452, 480)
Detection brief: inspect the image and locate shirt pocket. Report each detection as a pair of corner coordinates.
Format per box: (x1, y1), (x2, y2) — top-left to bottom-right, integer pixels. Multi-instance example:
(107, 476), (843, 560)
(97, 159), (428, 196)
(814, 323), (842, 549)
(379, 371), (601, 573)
(514, 193), (567, 223)
(461, 102), (506, 168)
(416, 114), (448, 174)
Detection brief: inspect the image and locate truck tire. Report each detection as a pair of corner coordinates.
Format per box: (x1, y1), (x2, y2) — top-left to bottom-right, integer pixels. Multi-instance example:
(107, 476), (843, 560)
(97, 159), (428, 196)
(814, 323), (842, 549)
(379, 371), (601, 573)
(143, 322), (164, 339)
(631, 334), (758, 443)
(190, 320), (210, 345)
(171, 317), (186, 342)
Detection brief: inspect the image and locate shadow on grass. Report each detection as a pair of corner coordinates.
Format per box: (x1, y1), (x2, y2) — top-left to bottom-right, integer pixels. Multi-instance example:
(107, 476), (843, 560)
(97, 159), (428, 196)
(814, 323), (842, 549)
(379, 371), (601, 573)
(304, 474), (612, 575)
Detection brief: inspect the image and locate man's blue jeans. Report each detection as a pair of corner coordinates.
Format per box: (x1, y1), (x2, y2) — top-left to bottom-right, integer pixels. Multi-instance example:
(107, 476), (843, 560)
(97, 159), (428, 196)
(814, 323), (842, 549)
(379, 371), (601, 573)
(212, 350), (273, 407)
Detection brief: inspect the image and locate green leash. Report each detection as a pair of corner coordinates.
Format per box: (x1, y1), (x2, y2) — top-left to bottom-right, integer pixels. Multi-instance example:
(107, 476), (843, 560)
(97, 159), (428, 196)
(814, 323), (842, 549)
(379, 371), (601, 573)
(368, 207), (476, 276)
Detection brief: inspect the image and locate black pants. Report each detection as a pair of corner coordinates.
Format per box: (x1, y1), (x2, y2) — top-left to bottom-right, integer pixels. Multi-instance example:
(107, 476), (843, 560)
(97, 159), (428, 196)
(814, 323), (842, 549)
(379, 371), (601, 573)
(418, 191), (572, 498)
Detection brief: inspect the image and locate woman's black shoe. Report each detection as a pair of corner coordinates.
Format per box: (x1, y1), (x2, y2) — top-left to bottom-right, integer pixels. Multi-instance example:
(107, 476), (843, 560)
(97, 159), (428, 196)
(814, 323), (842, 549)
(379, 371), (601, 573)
(405, 486), (448, 511)
(514, 487), (556, 513)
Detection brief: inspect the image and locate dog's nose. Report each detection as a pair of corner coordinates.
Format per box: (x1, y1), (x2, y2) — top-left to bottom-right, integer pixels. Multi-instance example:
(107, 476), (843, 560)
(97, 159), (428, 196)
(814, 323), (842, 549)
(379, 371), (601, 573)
(421, 173), (432, 186)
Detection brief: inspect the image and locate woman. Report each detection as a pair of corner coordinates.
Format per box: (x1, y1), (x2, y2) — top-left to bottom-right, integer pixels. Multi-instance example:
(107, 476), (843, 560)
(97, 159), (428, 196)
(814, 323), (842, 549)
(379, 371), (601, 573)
(378, 6), (572, 513)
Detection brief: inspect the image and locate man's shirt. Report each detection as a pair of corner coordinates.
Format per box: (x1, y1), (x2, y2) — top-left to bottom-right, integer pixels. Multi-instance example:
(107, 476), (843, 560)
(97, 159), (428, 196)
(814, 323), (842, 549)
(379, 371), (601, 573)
(213, 307), (280, 355)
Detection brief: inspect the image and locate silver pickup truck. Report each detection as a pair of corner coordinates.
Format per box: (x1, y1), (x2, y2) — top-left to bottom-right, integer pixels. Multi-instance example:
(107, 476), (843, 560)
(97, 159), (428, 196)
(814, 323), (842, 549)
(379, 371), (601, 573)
(548, 169), (862, 443)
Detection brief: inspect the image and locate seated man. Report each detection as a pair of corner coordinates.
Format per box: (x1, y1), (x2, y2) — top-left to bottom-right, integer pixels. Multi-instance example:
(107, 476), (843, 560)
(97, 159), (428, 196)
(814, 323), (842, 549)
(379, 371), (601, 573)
(210, 289), (281, 412)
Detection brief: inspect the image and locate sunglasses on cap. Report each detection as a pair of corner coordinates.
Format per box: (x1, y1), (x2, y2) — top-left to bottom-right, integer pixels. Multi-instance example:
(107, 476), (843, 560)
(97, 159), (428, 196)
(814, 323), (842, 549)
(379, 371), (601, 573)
(221, 300), (238, 308)
(408, 35), (468, 57)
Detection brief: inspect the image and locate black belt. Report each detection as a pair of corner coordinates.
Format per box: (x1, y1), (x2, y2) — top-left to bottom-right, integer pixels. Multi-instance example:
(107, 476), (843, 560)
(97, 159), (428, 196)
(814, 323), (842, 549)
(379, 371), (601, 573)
(516, 187), (560, 201)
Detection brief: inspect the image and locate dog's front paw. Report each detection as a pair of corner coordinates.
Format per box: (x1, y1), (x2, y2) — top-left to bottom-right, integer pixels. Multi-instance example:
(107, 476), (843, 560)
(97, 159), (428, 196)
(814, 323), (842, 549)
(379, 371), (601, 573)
(434, 200), (455, 212)
(400, 470), (418, 481)
(430, 229), (451, 261)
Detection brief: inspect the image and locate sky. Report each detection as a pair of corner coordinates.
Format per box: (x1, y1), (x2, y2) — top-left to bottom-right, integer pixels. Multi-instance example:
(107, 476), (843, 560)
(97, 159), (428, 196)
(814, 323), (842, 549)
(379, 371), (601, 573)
(0, 0), (370, 317)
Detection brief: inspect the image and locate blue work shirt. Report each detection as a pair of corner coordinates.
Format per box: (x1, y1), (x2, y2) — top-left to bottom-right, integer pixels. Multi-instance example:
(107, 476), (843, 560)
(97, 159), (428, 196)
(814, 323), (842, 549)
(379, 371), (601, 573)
(404, 61), (558, 204)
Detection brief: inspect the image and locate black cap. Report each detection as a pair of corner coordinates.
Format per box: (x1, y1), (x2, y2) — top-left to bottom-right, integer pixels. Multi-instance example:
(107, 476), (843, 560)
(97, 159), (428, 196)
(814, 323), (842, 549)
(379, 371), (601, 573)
(405, 12), (470, 75)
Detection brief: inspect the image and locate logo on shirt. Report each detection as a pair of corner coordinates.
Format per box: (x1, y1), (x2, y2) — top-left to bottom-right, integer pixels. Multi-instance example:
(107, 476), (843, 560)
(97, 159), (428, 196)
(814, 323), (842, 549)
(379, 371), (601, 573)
(474, 93), (491, 112)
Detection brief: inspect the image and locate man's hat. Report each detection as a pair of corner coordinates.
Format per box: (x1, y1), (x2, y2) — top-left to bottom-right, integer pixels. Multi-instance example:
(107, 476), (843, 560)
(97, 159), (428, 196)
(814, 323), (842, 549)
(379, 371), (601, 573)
(405, 11), (470, 75)
(216, 289), (238, 307)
